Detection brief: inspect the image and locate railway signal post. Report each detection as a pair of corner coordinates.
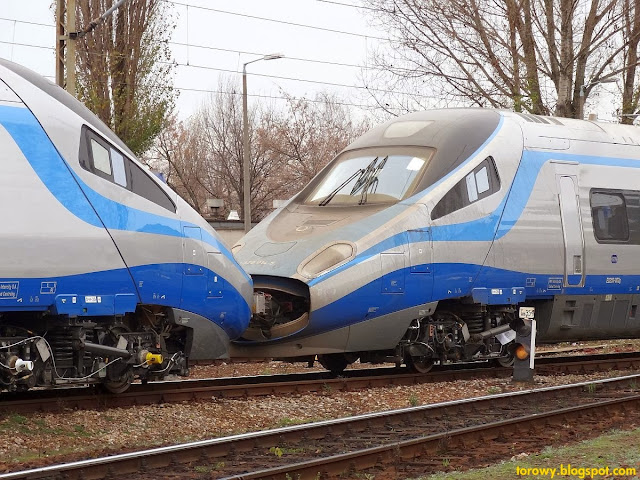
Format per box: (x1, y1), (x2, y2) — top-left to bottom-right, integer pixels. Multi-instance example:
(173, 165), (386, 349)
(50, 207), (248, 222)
(512, 307), (536, 382)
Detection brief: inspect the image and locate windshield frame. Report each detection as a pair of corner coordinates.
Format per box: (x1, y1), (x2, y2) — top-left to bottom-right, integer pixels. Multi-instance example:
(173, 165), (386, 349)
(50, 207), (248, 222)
(304, 146), (435, 207)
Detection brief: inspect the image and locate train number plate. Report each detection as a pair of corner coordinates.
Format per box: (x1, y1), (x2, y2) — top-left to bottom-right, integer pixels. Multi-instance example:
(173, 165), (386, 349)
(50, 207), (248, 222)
(519, 306), (535, 319)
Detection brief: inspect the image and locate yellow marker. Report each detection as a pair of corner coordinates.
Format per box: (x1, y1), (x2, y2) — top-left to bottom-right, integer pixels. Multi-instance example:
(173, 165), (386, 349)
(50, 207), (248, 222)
(145, 352), (163, 365)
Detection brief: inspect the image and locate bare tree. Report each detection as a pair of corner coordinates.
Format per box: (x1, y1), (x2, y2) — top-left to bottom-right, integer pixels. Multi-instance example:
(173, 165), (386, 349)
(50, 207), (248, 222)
(75, 0), (176, 155)
(194, 80), (281, 221)
(620, 0), (640, 122)
(150, 116), (208, 213)
(149, 85), (371, 222)
(263, 92), (370, 199)
(364, 0), (630, 118)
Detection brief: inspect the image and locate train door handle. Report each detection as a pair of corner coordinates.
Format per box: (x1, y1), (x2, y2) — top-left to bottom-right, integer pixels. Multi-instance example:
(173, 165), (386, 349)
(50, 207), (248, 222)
(573, 255), (582, 274)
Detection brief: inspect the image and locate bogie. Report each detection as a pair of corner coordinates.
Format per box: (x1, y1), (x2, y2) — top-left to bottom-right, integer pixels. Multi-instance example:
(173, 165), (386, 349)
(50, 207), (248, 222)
(0, 308), (189, 392)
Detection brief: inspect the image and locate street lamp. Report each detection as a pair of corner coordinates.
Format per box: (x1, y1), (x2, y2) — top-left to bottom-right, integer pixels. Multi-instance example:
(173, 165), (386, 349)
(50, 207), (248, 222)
(579, 77), (617, 119)
(242, 53), (284, 233)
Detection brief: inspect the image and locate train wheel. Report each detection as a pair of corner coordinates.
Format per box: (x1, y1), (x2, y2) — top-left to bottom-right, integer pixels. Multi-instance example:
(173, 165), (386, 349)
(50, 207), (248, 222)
(406, 355), (434, 374)
(102, 369), (133, 394)
(317, 354), (350, 374)
(494, 354), (515, 368)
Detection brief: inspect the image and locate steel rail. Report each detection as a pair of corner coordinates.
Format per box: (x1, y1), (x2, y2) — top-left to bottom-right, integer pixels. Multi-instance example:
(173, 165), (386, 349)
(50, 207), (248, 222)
(2, 373), (640, 480)
(228, 394), (640, 479)
(1, 351), (639, 414)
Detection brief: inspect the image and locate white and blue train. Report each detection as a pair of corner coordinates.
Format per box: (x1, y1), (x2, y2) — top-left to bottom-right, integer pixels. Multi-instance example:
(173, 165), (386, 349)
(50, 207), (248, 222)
(0, 59), (252, 392)
(232, 108), (640, 373)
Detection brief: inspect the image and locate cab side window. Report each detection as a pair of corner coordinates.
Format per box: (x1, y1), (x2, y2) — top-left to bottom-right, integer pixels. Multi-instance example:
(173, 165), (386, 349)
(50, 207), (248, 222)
(80, 126), (175, 212)
(90, 140), (112, 177)
(128, 160), (175, 211)
(111, 149), (128, 187)
(431, 157), (500, 220)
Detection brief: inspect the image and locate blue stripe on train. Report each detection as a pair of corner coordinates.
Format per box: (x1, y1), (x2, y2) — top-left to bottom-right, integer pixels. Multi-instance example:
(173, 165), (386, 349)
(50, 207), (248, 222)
(311, 148), (640, 287)
(0, 263), (250, 339)
(288, 263), (640, 340)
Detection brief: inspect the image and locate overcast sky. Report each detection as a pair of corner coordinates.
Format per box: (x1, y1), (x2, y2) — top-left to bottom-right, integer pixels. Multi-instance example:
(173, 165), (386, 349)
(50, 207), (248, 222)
(0, 0), (386, 118)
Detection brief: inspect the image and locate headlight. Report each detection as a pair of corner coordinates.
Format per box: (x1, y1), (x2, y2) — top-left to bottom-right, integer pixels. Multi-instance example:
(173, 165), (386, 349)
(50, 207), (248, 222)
(231, 243), (243, 255)
(299, 242), (355, 278)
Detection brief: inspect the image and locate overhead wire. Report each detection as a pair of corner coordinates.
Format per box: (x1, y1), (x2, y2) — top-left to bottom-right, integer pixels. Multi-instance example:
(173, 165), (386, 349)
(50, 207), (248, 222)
(0, 4), (418, 109)
(0, 20), (378, 71)
(171, 85), (380, 109)
(162, 0), (388, 41)
(170, 41), (374, 71)
(0, 39), (54, 51)
(0, 44), (383, 109)
(168, 60), (436, 100)
(0, 17), (54, 29)
(0, 16), (408, 74)
(315, 0), (381, 12)
(0, 35), (427, 101)
(168, 40), (422, 77)
(0, 33), (407, 78)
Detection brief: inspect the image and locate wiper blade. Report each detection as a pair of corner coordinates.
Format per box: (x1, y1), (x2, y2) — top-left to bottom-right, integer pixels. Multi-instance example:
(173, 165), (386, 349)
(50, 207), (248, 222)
(358, 156), (388, 205)
(319, 168), (365, 206)
(350, 157), (379, 196)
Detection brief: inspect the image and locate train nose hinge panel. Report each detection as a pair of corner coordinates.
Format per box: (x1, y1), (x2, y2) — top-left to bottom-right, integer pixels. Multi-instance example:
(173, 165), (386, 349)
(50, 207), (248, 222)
(381, 253), (405, 293)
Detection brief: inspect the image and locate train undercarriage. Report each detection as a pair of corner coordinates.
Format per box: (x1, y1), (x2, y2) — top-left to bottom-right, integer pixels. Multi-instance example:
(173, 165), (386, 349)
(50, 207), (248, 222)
(0, 306), (189, 393)
(243, 276), (517, 374)
(317, 304), (517, 374)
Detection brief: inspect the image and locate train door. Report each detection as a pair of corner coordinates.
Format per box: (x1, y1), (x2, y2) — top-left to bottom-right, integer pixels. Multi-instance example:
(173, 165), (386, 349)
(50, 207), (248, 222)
(555, 164), (585, 287)
(407, 228), (434, 301)
(181, 226), (206, 307)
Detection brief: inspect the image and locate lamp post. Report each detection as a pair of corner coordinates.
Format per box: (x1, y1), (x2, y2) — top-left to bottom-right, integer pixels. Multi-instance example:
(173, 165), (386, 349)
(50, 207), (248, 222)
(579, 78), (617, 120)
(242, 53), (284, 233)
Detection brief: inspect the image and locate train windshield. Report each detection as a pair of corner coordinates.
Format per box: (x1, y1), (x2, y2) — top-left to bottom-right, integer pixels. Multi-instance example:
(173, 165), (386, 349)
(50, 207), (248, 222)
(306, 147), (434, 206)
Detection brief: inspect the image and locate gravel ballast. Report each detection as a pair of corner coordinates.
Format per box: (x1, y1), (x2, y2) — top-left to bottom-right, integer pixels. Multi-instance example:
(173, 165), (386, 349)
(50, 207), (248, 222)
(1, 356), (638, 473)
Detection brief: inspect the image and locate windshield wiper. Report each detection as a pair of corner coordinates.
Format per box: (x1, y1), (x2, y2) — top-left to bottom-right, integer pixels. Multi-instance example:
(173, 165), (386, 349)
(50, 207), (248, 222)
(318, 168), (365, 206)
(358, 156), (388, 205)
(350, 157), (379, 196)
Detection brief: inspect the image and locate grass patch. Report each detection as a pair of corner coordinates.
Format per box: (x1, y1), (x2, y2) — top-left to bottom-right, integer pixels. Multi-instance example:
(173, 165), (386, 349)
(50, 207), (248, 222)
(420, 427), (640, 479)
(1, 414), (33, 434)
(193, 465), (213, 473)
(4, 414), (28, 428)
(8, 414), (28, 425)
(487, 386), (502, 395)
(276, 417), (308, 428)
(72, 424), (91, 437)
(269, 445), (306, 457)
(4, 445), (81, 464)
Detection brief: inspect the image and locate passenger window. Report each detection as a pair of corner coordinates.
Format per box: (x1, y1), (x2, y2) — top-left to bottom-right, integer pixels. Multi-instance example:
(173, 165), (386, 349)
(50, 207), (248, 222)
(431, 157), (500, 220)
(111, 149), (127, 187)
(591, 191), (630, 242)
(80, 126), (175, 212)
(91, 140), (112, 176)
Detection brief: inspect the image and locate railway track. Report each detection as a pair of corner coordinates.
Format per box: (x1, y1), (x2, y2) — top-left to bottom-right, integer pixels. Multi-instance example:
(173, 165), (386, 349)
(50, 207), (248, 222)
(3, 372), (640, 479)
(1, 351), (639, 414)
